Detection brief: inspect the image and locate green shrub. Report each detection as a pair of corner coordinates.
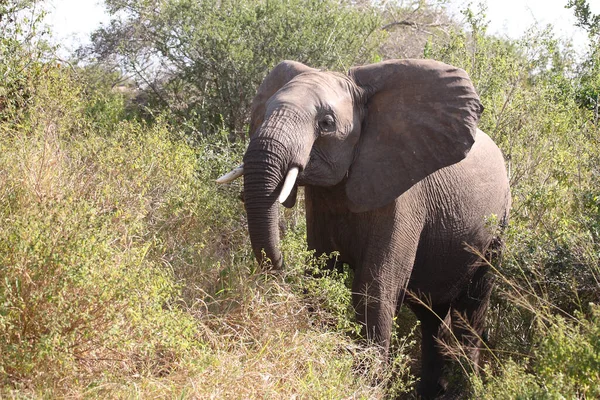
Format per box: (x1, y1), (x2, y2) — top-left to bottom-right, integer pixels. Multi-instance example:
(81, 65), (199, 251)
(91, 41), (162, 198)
(0, 0), (53, 124)
(0, 67), (201, 389)
(473, 306), (600, 399)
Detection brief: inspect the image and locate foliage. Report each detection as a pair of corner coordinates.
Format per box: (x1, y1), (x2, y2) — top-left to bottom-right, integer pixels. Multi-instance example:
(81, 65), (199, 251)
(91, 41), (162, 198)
(472, 306), (600, 399)
(567, 0), (600, 37)
(378, 0), (457, 60)
(566, 0), (600, 121)
(2, 0), (600, 397)
(0, 60), (201, 387)
(0, 0), (53, 123)
(86, 0), (385, 138)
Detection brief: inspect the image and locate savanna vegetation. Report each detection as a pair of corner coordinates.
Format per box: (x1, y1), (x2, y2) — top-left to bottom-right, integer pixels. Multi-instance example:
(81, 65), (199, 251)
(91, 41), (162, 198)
(1, 0), (599, 398)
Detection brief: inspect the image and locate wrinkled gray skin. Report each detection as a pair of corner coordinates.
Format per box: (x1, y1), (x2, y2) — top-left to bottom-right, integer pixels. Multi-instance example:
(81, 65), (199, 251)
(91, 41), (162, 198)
(242, 59), (511, 399)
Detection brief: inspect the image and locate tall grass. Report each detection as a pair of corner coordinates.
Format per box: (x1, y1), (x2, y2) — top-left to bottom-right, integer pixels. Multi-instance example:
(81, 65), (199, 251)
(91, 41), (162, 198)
(470, 257), (600, 399)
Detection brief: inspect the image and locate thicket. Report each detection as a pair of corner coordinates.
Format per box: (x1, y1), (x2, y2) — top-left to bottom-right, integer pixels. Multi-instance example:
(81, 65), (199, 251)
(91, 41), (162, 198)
(1, 0), (599, 398)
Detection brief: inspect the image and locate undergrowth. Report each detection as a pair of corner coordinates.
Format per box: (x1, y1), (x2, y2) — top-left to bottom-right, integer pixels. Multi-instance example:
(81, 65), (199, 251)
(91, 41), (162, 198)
(0, 61), (394, 398)
(2, 0), (600, 398)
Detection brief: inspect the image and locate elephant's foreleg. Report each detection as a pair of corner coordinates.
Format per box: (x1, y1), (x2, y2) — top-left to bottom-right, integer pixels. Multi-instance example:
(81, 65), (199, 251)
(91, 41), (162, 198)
(352, 277), (399, 354)
(351, 217), (421, 355)
(351, 260), (411, 355)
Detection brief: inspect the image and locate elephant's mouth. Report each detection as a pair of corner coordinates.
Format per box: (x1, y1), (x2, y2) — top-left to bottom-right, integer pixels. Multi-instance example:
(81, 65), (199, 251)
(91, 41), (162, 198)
(296, 170), (309, 186)
(281, 182), (298, 208)
(297, 155), (345, 188)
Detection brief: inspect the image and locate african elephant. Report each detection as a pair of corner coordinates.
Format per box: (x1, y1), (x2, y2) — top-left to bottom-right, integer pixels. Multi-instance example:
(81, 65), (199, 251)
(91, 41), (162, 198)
(217, 59), (511, 398)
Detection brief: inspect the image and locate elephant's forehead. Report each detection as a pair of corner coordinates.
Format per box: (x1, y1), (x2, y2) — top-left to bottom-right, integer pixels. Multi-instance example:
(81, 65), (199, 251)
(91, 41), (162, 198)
(274, 72), (353, 110)
(281, 72), (350, 99)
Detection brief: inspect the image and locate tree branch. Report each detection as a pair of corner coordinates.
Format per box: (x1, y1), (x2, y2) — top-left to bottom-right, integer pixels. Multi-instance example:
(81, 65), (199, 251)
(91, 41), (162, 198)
(381, 20), (446, 32)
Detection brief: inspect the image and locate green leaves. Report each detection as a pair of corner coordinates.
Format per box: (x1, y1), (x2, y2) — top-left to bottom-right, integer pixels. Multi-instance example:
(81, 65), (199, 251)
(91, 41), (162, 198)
(88, 0), (384, 139)
(0, 1), (55, 122)
(473, 307), (600, 399)
(567, 0), (600, 38)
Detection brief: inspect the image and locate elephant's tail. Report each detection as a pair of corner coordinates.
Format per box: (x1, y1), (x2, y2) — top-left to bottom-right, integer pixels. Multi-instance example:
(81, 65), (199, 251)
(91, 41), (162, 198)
(486, 211), (509, 269)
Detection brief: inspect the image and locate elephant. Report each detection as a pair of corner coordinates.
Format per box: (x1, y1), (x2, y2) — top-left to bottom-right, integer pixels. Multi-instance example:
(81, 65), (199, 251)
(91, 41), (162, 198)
(217, 59), (511, 398)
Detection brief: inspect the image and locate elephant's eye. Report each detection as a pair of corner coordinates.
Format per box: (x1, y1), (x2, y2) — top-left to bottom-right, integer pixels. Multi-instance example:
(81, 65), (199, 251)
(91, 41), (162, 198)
(318, 114), (336, 133)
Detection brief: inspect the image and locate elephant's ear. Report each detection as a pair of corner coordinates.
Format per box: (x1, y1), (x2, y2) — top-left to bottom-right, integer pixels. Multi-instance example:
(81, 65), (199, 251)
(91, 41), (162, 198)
(346, 59), (483, 212)
(249, 60), (316, 138)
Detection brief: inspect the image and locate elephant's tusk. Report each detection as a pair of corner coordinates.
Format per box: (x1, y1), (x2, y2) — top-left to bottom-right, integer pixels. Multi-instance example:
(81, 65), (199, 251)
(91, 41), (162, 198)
(278, 167), (299, 204)
(216, 163), (244, 184)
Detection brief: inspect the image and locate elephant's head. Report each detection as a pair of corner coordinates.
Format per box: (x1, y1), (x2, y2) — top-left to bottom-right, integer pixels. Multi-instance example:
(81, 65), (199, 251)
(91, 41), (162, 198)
(219, 59), (483, 268)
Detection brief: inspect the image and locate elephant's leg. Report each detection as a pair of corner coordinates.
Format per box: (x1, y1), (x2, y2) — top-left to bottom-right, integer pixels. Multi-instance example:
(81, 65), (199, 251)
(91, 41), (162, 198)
(305, 186), (350, 274)
(350, 212), (422, 355)
(351, 276), (399, 354)
(351, 259), (416, 359)
(451, 264), (493, 370)
(409, 301), (452, 399)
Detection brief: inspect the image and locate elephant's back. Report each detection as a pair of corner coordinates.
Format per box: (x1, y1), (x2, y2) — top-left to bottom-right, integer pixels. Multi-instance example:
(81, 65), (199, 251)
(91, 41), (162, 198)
(407, 129), (511, 301)
(459, 129), (511, 217)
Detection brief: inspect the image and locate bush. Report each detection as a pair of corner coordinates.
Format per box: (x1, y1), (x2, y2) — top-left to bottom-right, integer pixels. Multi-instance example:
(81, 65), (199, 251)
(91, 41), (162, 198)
(0, 63), (201, 389)
(472, 306), (600, 399)
(0, 0), (53, 123)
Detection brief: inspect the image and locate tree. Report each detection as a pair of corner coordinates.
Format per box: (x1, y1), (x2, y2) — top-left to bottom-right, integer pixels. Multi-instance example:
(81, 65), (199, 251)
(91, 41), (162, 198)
(86, 0), (384, 140)
(0, 0), (53, 121)
(378, 0), (457, 59)
(567, 0), (600, 37)
(567, 0), (600, 117)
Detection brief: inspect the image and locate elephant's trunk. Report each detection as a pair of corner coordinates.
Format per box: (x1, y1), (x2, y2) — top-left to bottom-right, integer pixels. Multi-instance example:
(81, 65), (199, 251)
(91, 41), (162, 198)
(243, 136), (293, 269)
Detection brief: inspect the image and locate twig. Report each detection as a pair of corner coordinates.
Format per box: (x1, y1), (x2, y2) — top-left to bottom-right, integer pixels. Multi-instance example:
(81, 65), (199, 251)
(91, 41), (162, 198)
(381, 20), (446, 32)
